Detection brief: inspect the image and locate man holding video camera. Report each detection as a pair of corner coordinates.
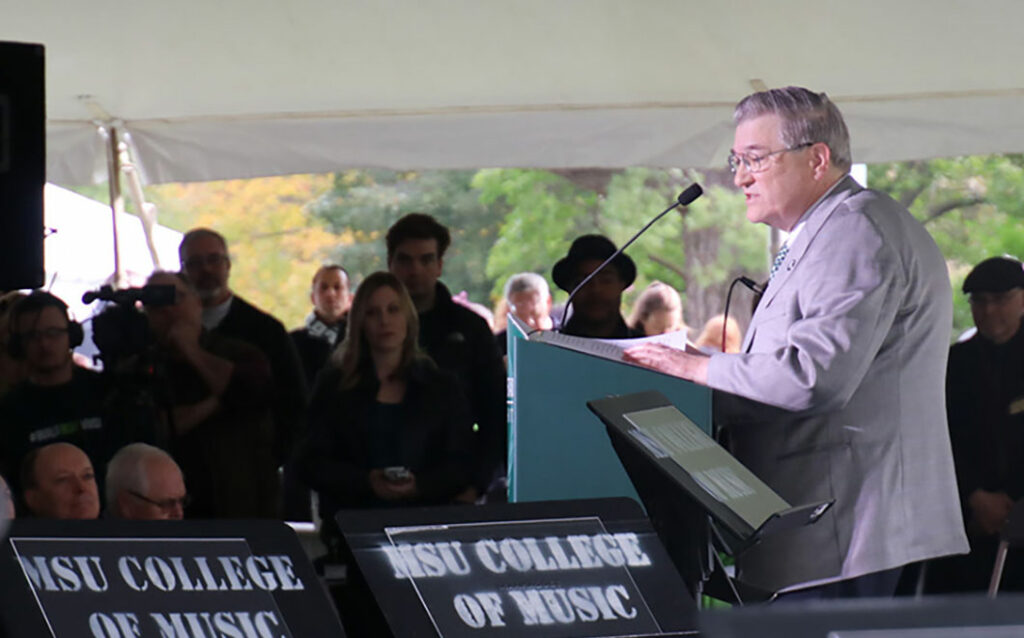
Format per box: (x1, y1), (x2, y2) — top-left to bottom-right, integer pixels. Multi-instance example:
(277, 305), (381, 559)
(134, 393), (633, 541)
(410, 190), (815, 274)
(141, 271), (279, 519)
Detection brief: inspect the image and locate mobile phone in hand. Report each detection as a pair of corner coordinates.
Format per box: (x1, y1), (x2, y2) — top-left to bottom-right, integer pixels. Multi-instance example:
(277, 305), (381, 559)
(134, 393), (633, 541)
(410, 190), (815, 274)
(384, 466), (411, 482)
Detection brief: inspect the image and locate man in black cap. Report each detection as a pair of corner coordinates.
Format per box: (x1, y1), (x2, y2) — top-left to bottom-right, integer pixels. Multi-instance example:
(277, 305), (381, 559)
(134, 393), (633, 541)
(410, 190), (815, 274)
(931, 256), (1024, 592)
(552, 234), (644, 339)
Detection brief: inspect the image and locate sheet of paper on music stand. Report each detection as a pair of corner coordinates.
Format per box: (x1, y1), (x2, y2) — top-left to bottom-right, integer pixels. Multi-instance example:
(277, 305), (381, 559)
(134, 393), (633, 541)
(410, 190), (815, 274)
(623, 405), (790, 530)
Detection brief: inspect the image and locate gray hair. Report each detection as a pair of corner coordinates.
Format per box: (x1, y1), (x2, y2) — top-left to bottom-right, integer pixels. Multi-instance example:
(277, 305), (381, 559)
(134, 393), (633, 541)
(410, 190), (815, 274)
(105, 443), (180, 507)
(734, 86), (852, 172)
(503, 272), (550, 302)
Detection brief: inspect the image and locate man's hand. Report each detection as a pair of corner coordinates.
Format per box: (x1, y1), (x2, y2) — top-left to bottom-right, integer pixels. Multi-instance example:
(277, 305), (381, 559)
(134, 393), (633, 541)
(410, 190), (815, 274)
(623, 343), (711, 385)
(369, 469), (419, 501)
(968, 489), (1014, 536)
(166, 320), (202, 357)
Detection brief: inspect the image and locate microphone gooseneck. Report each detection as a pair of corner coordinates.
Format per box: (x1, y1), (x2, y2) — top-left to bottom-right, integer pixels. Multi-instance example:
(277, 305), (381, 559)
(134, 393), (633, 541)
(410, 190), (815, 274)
(722, 275), (765, 352)
(558, 184), (703, 333)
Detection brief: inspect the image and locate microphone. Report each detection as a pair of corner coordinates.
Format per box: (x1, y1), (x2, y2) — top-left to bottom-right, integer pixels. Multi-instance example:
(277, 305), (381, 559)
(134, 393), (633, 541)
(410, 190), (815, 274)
(720, 275), (765, 352)
(736, 276), (764, 296)
(558, 184), (703, 333)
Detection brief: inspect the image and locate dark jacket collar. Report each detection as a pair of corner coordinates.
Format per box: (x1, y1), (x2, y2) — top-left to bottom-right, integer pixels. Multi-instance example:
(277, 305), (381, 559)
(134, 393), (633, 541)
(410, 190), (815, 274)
(561, 313), (641, 339)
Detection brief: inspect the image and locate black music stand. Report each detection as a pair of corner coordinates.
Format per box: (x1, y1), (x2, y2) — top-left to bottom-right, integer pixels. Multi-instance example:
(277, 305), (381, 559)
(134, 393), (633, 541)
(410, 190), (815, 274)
(588, 390), (833, 604)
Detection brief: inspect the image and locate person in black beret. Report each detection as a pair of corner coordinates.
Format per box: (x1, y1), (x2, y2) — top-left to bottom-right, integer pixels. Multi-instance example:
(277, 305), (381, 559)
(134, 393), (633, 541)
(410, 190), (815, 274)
(929, 255), (1024, 593)
(552, 234), (644, 339)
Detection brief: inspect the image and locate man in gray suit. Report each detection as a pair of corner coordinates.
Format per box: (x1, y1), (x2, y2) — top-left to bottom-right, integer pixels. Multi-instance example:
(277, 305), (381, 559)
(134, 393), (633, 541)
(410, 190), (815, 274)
(626, 87), (967, 597)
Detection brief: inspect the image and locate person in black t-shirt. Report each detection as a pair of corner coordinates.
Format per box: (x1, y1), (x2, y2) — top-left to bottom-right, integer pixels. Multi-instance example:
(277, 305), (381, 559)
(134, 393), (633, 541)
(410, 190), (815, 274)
(0, 292), (118, 504)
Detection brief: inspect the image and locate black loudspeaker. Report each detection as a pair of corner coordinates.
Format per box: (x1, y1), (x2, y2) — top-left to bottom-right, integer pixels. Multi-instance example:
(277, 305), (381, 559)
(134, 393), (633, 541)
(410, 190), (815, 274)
(0, 41), (45, 291)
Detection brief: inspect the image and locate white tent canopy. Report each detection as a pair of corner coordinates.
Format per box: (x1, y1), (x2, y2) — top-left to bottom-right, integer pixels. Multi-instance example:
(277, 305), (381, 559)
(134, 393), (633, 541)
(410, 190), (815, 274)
(43, 184), (182, 320)
(4, 1), (1024, 184)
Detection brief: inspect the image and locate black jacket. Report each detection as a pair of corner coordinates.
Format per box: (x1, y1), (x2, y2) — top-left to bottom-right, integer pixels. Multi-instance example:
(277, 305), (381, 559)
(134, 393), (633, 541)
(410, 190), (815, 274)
(946, 324), (1024, 507)
(292, 358), (474, 521)
(417, 282), (507, 482)
(561, 313), (644, 339)
(215, 295), (309, 462)
(290, 319), (347, 390)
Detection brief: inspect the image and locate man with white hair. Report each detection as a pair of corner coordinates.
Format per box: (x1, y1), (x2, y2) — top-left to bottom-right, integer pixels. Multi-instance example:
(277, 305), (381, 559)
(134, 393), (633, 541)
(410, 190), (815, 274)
(105, 443), (187, 520)
(496, 272), (553, 355)
(626, 86), (967, 598)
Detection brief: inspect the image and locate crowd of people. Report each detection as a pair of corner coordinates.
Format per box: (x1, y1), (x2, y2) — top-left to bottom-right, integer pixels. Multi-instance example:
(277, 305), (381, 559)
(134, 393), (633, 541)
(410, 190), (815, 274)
(0, 203), (738, 529)
(1, 85), (1022, 601)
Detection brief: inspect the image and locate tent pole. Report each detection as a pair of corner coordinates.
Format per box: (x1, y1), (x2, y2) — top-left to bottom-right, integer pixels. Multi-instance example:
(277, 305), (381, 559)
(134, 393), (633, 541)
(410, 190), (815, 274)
(119, 139), (164, 270)
(104, 125), (126, 288)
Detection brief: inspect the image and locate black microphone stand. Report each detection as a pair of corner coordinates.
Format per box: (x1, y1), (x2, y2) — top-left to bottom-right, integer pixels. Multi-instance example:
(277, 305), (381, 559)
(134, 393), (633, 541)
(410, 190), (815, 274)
(558, 183), (703, 333)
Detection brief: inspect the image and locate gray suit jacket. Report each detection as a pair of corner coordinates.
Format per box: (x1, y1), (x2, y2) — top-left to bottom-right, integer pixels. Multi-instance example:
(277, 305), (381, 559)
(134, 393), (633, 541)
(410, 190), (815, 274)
(707, 175), (968, 593)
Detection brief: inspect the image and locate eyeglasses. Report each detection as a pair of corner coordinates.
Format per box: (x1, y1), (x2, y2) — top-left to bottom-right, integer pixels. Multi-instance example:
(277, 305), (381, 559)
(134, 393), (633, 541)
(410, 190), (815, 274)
(183, 253), (229, 270)
(728, 142), (814, 174)
(128, 490), (191, 511)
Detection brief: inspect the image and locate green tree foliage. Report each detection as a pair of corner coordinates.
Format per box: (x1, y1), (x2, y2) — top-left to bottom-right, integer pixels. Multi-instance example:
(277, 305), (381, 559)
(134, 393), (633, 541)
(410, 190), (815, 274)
(476, 167), (768, 330)
(72, 154), (1024, 342)
(473, 168), (598, 295)
(868, 154), (1024, 336)
(312, 170), (500, 304)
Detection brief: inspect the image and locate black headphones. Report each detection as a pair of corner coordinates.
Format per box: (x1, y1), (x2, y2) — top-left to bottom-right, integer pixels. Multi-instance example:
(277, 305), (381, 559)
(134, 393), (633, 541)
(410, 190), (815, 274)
(6, 291), (84, 360)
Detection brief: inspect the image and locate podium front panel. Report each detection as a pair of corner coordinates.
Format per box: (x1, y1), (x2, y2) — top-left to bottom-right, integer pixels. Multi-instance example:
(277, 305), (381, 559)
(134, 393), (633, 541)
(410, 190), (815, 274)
(508, 336), (710, 503)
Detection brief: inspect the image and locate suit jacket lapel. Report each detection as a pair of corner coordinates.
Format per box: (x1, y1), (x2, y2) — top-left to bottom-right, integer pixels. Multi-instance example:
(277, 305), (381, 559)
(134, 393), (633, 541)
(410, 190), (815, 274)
(743, 175), (863, 352)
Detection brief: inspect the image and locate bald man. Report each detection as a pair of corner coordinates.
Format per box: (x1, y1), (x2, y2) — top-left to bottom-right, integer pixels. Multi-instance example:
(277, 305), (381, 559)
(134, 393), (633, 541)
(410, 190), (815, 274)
(106, 443), (188, 520)
(20, 442), (100, 519)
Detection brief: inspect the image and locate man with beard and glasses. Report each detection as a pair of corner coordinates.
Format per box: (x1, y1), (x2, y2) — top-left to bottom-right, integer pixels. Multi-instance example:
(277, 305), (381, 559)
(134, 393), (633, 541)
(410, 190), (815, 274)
(178, 229), (308, 474)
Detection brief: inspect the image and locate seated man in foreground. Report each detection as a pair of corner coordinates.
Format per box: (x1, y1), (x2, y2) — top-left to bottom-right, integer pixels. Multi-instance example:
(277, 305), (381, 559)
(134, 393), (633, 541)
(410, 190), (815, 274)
(20, 442), (100, 520)
(105, 442), (188, 521)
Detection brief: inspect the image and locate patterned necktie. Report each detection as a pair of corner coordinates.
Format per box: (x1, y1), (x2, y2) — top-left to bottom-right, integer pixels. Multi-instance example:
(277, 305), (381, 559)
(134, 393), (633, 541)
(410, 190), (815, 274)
(769, 243), (790, 281)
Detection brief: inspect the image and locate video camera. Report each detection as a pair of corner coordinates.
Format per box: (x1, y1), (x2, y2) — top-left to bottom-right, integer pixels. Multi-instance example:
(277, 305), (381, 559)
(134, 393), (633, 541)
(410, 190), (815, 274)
(82, 284), (176, 307)
(82, 284), (179, 447)
(82, 284), (176, 371)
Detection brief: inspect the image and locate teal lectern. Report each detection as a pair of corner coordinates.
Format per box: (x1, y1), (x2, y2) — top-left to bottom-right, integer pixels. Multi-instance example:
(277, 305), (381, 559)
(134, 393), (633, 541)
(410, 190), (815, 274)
(506, 322), (711, 503)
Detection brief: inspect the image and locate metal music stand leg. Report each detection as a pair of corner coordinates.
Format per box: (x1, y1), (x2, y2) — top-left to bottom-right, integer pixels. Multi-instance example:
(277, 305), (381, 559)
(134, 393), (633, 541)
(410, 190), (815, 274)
(988, 540), (1010, 598)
